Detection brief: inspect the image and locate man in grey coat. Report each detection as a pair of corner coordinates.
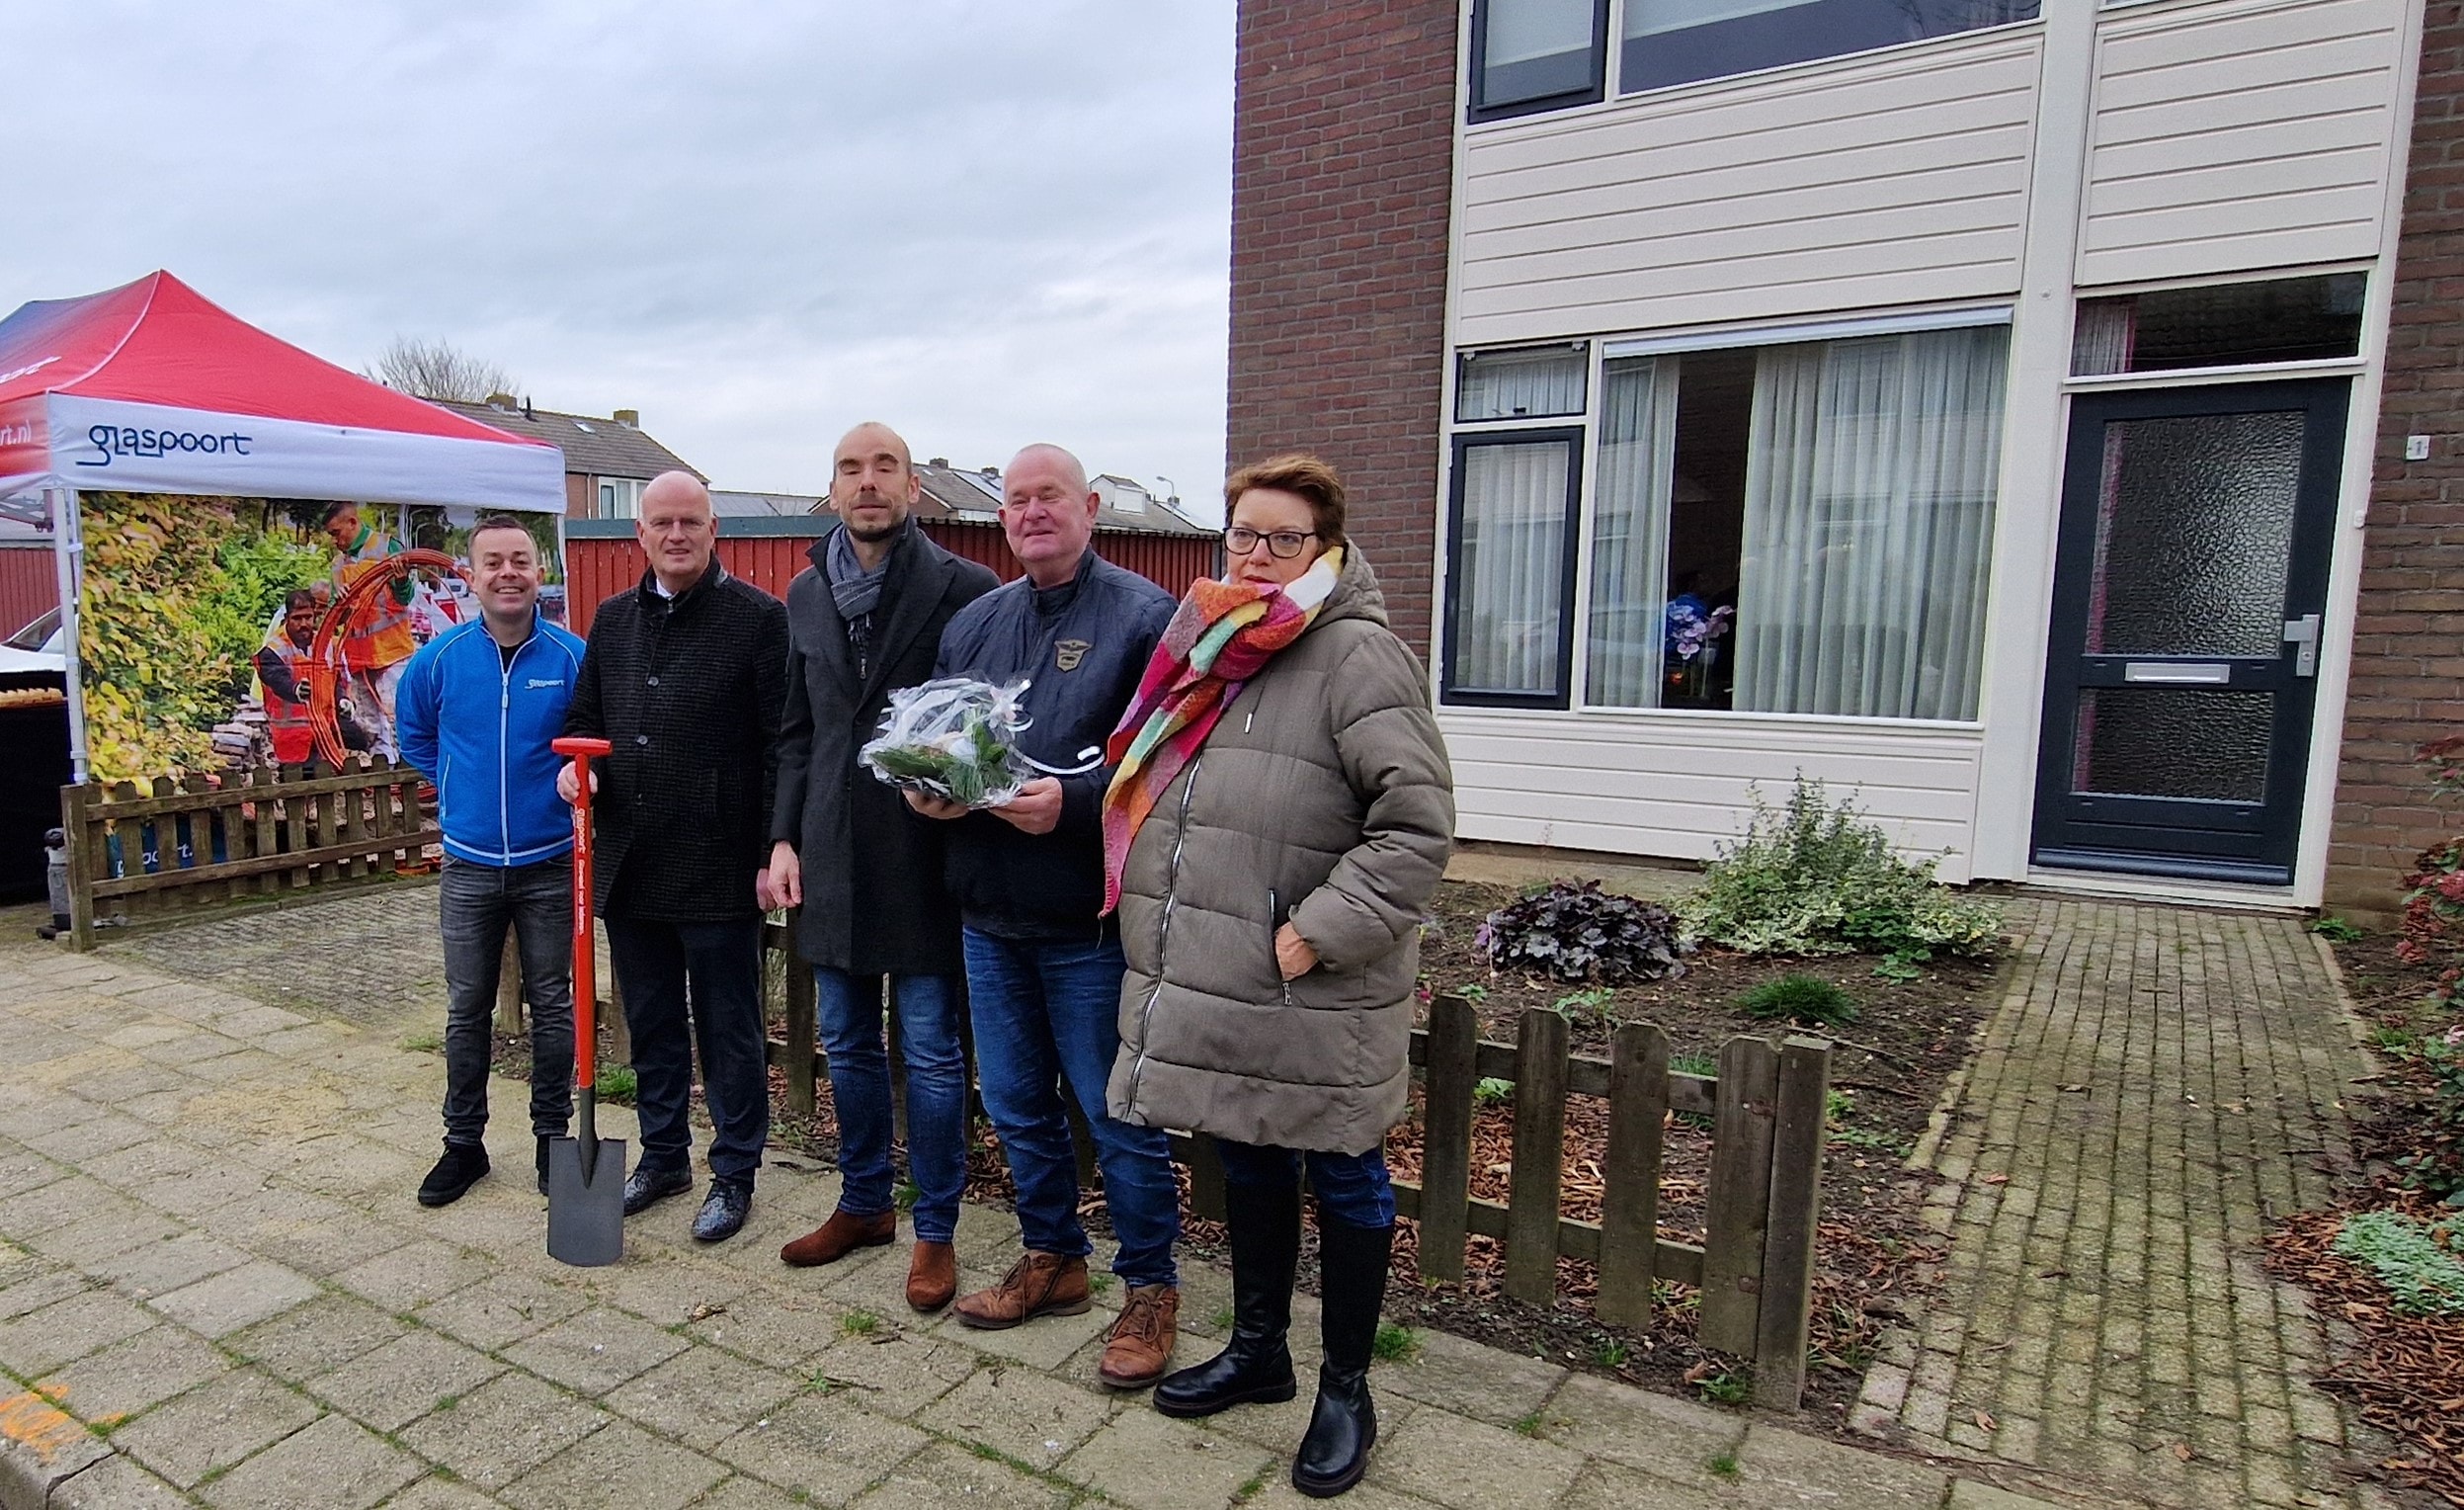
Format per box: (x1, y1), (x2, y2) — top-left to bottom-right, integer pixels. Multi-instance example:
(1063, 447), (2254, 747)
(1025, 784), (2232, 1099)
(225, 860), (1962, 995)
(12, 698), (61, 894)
(767, 422), (998, 1312)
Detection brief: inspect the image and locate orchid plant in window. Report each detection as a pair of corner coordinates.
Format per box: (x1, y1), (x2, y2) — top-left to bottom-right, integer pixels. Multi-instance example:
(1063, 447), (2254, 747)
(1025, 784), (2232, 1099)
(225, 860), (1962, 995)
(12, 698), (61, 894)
(1664, 594), (1734, 704)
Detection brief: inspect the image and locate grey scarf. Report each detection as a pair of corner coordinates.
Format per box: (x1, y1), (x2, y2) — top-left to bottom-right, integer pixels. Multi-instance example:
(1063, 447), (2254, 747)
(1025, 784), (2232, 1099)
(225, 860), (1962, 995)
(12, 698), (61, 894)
(825, 521), (894, 623)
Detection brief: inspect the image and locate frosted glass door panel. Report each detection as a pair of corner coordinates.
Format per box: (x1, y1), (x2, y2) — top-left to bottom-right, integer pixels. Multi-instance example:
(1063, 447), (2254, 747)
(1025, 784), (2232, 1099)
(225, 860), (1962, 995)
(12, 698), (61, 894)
(2085, 413), (2303, 658)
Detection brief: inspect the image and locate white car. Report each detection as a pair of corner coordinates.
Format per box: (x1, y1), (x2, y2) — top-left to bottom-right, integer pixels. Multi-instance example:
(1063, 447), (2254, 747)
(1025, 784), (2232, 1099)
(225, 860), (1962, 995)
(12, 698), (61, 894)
(0, 608), (64, 677)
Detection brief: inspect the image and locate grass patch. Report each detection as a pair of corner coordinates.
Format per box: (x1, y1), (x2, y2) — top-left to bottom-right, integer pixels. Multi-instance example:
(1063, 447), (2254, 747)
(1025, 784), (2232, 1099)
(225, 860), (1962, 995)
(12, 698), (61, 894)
(399, 1029), (442, 1052)
(842, 1310), (879, 1337)
(2313, 914), (2366, 942)
(1370, 1322), (1420, 1363)
(1707, 1451), (1741, 1479)
(1089, 1273), (1114, 1296)
(1696, 1370), (1751, 1406)
(1233, 1472), (1266, 1503)
(1591, 1338), (1629, 1368)
(1741, 972), (1857, 1029)
(1209, 1304), (1237, 1332)
(1512, 1411), (1546, 1438)
(597, 1064), (638, 1102)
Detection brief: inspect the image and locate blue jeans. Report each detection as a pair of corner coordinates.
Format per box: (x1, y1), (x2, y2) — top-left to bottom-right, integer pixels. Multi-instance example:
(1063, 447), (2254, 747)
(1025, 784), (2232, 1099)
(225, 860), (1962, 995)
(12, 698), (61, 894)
(605, 914), (770, 1188)
(438, 856), (574, 1144)
(962, 928), (1179, 1288)
(1216, 1139), (1396, 1229)
(813, 969), (967, 1245)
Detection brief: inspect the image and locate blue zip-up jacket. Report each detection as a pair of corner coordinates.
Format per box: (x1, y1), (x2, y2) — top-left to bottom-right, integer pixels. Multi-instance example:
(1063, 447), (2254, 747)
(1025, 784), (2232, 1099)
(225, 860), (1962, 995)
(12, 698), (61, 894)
(395, 613), (588, 867)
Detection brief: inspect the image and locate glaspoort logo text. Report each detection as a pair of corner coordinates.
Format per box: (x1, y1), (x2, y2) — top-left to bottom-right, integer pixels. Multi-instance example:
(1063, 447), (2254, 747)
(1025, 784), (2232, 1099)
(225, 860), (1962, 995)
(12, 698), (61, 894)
(78, 424), (253, 467)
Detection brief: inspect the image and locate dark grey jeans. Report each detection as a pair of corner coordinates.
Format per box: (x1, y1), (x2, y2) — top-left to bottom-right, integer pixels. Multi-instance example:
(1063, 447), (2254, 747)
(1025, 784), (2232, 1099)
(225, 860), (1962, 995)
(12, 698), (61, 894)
(440, 854), (576, 1146)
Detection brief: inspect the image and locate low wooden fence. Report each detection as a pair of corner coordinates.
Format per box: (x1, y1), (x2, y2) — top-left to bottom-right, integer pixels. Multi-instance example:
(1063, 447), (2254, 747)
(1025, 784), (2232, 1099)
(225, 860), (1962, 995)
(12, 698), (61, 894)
(753, 941), (1833, 1409)
(58, 759), (437, 950)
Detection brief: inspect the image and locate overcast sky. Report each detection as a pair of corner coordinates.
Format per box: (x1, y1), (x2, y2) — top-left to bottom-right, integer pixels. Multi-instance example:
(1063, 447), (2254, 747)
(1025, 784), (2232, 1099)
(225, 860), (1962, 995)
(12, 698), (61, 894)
(7, 1), (1236, 515)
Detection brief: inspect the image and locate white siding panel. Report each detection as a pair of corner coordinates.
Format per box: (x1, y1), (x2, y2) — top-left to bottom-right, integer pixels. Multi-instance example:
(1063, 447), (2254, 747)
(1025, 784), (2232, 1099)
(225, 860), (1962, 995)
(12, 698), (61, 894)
(2079, 0), (2405, 285)
(1438, 711), (1986, 881)
(1454, 34), (2042, 346)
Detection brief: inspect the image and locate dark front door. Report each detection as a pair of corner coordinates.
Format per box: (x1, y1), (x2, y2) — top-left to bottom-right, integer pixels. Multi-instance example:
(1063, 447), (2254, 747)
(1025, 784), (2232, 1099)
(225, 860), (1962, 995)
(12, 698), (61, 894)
(2031, 380), (2348, 885)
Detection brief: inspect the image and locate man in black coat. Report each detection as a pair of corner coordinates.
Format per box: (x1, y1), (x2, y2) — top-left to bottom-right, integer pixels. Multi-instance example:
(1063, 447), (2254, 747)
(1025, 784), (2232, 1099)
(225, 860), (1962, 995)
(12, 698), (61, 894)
(765, 422), (998, 1310)
(559, 470), (789, 1243)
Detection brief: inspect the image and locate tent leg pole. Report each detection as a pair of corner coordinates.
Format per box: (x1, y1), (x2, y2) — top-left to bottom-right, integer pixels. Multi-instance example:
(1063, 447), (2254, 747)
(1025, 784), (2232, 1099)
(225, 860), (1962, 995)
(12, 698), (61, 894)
(49, 487), (87, 787)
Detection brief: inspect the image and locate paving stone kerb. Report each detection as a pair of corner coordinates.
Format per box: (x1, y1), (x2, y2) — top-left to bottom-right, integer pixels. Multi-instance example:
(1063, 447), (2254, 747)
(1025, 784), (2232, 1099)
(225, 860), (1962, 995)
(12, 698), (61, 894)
(0, 893), (2100, 1509)
(1857, 897), (2389, 1510)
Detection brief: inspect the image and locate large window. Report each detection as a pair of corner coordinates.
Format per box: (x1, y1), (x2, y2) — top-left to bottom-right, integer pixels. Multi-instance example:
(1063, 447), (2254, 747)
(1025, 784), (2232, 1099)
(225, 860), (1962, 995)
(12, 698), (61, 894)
(1470, 0), (1609, 122)
(1620, 1), (2038, 93)
(1444, 320), (2012, 720)
(598, 477), (644, 519)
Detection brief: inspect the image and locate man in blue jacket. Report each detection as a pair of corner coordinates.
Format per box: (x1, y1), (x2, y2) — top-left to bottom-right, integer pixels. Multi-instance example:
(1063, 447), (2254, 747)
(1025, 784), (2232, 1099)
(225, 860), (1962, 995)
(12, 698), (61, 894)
(395, 514), (589, 1207)
(910, 443), (1185, 1388)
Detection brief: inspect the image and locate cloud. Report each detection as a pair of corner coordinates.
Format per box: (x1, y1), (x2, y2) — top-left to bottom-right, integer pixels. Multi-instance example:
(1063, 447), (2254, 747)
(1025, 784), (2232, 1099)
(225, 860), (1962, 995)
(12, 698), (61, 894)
(5, 0), (1234, 510)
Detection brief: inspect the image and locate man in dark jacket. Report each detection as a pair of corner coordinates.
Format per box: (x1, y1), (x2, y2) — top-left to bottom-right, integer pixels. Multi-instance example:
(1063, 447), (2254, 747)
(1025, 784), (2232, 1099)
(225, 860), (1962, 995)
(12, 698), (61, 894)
(559, 471), (788, 1243)
(911, 443), (1184, 1388)
(766, 422), (998, 1310)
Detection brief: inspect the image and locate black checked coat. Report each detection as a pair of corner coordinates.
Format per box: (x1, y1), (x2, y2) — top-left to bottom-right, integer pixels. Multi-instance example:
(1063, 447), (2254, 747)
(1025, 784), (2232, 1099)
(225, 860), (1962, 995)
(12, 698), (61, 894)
(771, 523), (999, 974)
(562, 560), (789, 922)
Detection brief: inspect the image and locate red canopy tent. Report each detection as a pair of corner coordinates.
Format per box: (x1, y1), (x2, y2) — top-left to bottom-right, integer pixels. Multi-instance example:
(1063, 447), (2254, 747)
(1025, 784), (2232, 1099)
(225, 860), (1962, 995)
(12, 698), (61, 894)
(0, 271), (565, 779)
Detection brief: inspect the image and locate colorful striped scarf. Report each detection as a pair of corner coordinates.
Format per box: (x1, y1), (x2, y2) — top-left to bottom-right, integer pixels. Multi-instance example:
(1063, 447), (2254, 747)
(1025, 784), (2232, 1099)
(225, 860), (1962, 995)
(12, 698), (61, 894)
(1100, 547), (1344, 915)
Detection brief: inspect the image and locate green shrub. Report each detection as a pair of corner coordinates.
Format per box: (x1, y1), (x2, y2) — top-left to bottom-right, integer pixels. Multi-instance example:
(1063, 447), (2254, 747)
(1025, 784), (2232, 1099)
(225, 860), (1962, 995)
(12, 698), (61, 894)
(2393, 1029), (2464, 1201)
(2331, 1209), (2464, 1315)
(1741, 973), (1857, 1029)
(1478, 881), (1691, 983)
(1682, 779), (2002, 962)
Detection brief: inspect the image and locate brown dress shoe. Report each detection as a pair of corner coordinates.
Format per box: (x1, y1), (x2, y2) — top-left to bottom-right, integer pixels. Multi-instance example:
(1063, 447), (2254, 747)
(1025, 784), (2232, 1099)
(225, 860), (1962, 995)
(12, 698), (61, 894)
(907, 1240), (957, 1312)
(780, 1208), (895, 1268)
(1099, 1284), (1179, 1388)
(952, 1251), (1091, 1330)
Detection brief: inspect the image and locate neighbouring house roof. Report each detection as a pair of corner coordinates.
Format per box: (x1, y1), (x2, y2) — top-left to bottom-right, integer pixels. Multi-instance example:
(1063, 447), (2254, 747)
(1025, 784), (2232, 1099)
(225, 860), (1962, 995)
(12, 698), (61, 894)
(432, 398), (700, 481)
(915, 461), (1214, 539)
(709, 490), (816, 518)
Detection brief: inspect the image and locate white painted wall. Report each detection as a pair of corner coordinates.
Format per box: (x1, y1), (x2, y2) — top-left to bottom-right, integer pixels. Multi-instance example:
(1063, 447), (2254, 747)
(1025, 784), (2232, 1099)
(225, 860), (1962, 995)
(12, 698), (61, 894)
(1454, 30), (2040, 346)
(1443, 709), (1988, 881)
(2079, 0), (2411, 287)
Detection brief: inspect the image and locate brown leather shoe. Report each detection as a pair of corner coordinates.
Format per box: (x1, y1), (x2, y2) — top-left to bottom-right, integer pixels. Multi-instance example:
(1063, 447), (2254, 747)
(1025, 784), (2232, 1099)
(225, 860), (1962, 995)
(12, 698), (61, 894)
(906, 1240), (957, 1312)
(1098, 1284), (1179, 1388)
(779, 1208), (895, 1268)
(952, 1251), (1091, 1330)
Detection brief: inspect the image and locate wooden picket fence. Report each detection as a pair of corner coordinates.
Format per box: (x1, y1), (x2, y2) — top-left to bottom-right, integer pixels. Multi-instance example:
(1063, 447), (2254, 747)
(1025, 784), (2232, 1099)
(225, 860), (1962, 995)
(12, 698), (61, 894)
(757, 944), (1834, 1410)
(58, 758), (438, 951)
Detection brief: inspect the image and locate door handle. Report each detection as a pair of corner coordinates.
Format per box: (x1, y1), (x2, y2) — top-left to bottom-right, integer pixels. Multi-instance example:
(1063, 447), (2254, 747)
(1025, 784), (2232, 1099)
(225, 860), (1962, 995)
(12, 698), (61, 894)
(2282, 614), (2321, 678)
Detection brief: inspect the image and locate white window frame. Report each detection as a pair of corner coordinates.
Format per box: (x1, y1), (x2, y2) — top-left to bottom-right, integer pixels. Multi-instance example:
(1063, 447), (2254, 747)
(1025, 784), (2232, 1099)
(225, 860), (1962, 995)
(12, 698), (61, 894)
(598, 476), (645, 520)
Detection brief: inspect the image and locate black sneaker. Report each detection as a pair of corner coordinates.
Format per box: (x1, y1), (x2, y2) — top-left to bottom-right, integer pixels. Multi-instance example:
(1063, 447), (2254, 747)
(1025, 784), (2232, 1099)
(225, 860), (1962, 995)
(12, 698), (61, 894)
(418, 1142), (490, 1208)
(622, 1165), (694, 1216)
(692, 1181), (753, 1243)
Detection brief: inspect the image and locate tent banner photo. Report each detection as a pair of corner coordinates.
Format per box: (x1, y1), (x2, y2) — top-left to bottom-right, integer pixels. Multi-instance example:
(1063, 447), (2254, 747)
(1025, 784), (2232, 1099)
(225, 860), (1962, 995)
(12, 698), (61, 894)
(74, 491), (564, 784)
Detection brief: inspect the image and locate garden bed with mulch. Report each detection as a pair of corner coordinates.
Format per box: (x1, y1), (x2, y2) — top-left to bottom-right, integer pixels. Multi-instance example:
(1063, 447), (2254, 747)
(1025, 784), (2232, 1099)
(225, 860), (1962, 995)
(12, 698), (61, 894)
(491, 878), (2002, 1423)
(2259, 932), (2464, 1509)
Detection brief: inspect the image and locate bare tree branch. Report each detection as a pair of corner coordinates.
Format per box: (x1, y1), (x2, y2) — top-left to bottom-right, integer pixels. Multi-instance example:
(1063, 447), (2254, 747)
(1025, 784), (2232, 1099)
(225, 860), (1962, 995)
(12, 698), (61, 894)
(363, 336), (520, 402)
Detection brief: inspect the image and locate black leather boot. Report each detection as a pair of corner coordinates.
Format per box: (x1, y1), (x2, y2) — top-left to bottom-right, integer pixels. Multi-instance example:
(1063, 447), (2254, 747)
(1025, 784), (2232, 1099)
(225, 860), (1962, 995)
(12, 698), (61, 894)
(1154, 1174), (1301, 1418)
(1292, 1214), (1391, 1498)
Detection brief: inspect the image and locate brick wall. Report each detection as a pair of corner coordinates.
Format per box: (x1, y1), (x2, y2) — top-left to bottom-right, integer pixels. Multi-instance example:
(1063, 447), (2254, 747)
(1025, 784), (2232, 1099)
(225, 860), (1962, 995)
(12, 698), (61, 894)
(1228, 1), (1458, 654)
(2326, 2), (2464, 921)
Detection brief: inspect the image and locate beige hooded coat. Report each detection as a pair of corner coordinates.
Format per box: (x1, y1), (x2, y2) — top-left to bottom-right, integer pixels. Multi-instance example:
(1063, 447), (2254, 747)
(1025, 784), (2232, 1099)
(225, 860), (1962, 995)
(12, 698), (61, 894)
(1106, 548), (1455, 1155)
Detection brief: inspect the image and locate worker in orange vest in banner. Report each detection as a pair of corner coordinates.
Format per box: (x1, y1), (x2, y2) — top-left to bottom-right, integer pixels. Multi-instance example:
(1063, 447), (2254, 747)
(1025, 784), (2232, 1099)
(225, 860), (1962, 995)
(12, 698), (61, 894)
(323, 500), (417, 757)
(253, 587), (370, 768)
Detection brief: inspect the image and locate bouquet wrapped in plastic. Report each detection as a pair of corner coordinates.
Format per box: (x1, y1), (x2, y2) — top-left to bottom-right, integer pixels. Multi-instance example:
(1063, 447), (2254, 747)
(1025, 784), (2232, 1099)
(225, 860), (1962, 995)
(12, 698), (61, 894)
(860, 676), (1033, 809)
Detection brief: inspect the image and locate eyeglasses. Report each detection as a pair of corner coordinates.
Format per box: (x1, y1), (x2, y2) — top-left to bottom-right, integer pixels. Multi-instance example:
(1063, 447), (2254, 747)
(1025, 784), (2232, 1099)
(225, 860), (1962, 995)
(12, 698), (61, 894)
(1224, 527), (1319, 559)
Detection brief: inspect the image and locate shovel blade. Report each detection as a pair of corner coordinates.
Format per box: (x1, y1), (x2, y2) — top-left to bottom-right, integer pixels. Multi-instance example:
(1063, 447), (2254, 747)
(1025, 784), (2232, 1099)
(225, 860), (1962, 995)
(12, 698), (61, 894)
(546, 1135), (626, 1267)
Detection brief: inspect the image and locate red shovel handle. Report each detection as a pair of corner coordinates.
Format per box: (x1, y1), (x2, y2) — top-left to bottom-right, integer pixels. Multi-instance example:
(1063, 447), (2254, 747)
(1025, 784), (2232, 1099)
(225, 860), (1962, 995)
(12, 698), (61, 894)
(552, 737), (612, 1090)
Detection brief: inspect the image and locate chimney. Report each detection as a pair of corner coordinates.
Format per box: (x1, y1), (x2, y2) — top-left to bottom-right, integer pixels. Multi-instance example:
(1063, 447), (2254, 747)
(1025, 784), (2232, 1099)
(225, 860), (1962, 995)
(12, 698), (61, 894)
(928, 457), (949, 468)
(484, 391), (517, 410)
(614, 409), (640, 427)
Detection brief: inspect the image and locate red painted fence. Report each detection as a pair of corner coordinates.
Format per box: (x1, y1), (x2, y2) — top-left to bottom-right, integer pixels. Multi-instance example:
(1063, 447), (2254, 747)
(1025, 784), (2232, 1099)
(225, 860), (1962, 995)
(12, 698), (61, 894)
(0, 545), (56, 639)
(562, 521), (1218, 635)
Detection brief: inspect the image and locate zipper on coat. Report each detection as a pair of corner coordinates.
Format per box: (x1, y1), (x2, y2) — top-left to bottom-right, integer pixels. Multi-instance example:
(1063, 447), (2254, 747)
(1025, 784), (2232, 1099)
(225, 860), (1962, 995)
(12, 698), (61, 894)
(1125, 753), (1201, 1114)
(497, 635), (516, 865)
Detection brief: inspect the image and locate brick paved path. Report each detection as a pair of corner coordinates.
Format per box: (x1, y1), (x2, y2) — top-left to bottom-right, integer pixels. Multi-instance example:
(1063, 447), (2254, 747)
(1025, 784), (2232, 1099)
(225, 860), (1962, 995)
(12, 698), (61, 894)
(1854, 897), (2386, 1510)
(0, 901), (2050, 1510)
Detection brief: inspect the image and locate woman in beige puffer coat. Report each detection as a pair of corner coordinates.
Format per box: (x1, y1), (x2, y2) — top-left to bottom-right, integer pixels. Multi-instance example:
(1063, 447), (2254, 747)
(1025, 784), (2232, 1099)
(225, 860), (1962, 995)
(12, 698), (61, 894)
(1104, 454), (1452, 1499)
